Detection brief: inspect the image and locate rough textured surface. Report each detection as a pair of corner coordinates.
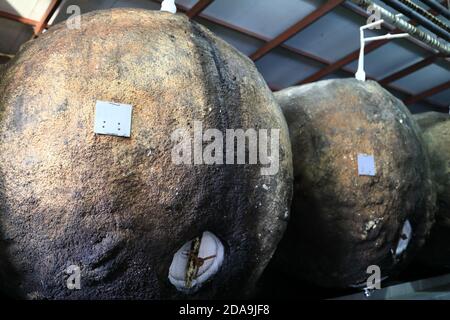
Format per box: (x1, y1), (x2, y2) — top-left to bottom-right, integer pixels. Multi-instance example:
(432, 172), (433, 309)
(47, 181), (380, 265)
(273, 79), (435, 288)
(0, 9), (292, 299)
(414, 113), (450, 269)
(414, 112), (449, 131)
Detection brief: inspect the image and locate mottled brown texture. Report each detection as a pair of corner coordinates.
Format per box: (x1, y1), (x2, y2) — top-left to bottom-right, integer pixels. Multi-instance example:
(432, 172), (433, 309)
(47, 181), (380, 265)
(0, 9), (292, 299)
(273, 79), (435, 288)
(414, 114), (450, 269)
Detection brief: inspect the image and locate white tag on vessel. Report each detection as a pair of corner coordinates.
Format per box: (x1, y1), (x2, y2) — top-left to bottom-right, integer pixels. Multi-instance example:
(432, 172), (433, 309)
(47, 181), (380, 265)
(94, 100), (133, 138)
(357, 153), (376, 176)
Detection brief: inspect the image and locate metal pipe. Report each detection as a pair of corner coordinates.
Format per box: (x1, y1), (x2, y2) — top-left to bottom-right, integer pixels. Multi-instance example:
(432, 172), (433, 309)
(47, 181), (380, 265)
(381, 0), (450, 40)
(351, 0), (450, 55)
(343, 1), (446, 52)
(365, 33), (410, 41)
(421, 0), (450, 19)
(397, 0), (450, 32)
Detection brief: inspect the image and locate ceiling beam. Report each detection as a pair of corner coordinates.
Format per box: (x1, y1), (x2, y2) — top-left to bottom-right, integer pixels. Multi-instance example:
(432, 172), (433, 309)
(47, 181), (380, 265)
(296, 0), (439, 85)
(186, 0), (214, 19)
(148, 1), (445, 109)
(379, 55), (439, 85)
(151, 0), (330, 64)
(250, 0), (344, 61)
(148, 0), (446, 109)
(0, 0), (444, 110)
(295, 1), (448, 108)
(298, 39), (388, 84)
(33, 0), (63, 35)
(385, 83), (447, 110)
(404, 80), (450, 105)
(0, 10), (39, 27)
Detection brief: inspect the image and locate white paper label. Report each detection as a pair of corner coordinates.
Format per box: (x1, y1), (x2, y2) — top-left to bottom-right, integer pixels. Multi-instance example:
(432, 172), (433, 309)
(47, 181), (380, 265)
(357, 154), (376, 176)
(94, 101), (132, 138)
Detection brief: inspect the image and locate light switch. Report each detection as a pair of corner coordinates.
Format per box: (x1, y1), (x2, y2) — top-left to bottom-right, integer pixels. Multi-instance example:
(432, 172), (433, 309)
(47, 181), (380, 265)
(357, 154), (376, 176)
(94, 101), (132, 138)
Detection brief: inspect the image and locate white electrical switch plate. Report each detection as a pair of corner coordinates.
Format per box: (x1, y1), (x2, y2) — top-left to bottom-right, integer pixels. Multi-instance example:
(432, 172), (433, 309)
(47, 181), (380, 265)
(357, 154), (376, 176)
(94, 100), (132, 138)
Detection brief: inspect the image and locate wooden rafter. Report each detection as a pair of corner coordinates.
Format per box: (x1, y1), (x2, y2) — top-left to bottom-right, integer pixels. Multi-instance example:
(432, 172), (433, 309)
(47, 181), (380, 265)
(151, 0), (330, 64)
(149, 0), (446, 109)
(379, 55), (439, 85)
(298, 39), (388, 84)
(0, 10), (39, 26)
(250, 0), (344, 61)
(33, 0), (63, 35)
(404, 80), (450, 105)
(2, 0), (445, 109)
(186, 0), (214, 19)
(295, 1), (448, 108)
(296, 1), (444, 85)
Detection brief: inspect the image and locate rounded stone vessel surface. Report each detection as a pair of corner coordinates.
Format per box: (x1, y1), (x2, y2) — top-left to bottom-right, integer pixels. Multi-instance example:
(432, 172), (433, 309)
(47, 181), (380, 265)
(414, 114), (450, 269)
(414, 112), (450, 131)
(274, 79), (435, 288)
(0, 9), (292, 299)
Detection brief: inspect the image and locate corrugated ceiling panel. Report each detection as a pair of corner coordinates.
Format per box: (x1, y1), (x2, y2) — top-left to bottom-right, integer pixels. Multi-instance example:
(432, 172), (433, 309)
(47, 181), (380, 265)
(1, 0), (448, 109)
(344, 39), (428, 79)
(198, 18), (264, 56)
(284, 6), (382, 63)
(0, 0), (51, 21)
(391, 62), (450, 93)
(409, 103), (441, 114)
(202, 0), (327, 39)
(384, 84), (408, 101)
(176, 0), (198, 9)
(428, 89), (450, 107)
(385, 87), (440, 113)
(321, 70), (352, 80)
(255, 46), (323, 87)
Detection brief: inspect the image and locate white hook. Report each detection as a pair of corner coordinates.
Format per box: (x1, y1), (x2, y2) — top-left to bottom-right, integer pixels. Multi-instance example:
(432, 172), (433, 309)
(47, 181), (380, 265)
(161, 0), (177, 14)
(355, 18), (409, 81)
